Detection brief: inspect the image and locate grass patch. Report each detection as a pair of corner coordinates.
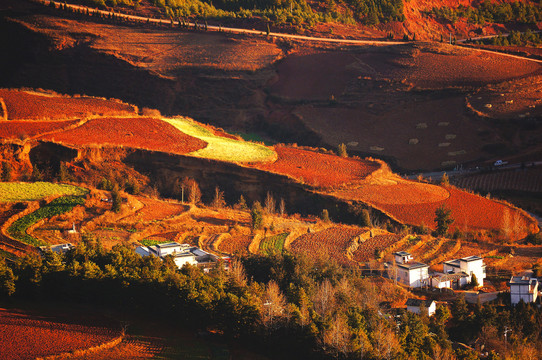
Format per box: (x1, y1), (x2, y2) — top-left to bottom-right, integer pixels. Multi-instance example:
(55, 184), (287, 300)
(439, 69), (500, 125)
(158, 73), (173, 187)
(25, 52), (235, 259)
(234, 132), (275, 146)
(0, 182), (88, 202)
(164, 118), (276, 163)
(140, 238), (170, 246)
(259, 232), (288, 255)
(7, 196), (85, 246)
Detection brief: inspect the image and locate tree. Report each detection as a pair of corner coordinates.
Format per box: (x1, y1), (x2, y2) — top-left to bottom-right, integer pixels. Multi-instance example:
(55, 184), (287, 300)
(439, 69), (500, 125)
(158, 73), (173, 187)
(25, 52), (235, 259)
(235, 195), (248, 210)
(211, 186), (226, 208)
(251, 201), (263, 230)
(1, 162), (12, 182)
(471, 273), (479, 288)
(279, 198), (286, 217)
(182, 177), (201, 204)
(58, 162), (69, 182)
(0, 258), (16, 297)
(320, 209), (330, 223)
(440, 172), (449, 186)
(264, 192), (275, 214)
(337, 143), (347, 157)
(360, 209), (371, 227)
(111, 185), (122, 213)
(435, 205), (453, 237)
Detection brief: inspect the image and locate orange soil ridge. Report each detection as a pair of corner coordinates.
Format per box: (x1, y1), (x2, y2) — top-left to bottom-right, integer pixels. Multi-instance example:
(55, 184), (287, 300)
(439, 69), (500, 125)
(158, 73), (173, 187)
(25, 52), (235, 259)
(0, 89), (137, 120)
(38, 117), (207, 155)
(0, 120), (81, 140)
(252, 146), (380, 188)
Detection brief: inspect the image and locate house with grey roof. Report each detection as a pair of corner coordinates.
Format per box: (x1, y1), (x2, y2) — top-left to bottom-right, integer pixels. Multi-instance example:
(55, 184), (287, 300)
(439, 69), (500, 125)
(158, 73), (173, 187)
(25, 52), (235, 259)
(443, 255), (486, 287)
(389, 251), (429, 288)
(510, 275), (539, 305)
(406, 298), (437, 317)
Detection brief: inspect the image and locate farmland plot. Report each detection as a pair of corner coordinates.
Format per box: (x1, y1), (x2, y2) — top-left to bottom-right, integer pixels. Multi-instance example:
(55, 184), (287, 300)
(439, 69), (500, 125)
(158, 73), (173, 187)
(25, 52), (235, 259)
(290, 226), (368, 265)
(0, 182), (87, 202)
(164, 117), (277, 163)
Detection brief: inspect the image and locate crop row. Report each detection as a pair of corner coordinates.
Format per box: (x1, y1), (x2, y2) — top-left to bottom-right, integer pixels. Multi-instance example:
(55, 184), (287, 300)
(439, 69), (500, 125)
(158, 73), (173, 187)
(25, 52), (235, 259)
(454, 169), (542, 193)
(351, 234), (402, 262)
(217, 235), (253, 255)
(259, 232), (289, 255)
(7, 196), (85, 246)
(290, 226), (367, 265)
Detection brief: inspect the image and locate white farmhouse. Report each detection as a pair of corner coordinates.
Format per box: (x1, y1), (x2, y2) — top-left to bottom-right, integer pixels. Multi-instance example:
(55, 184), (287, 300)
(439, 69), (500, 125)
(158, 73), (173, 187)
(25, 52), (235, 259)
(510, 276), (539, 305)
(136, 242), (219, 269)
(406, 298), (437, 317)
(443, 256), (486, 287)
(392, 251), (429, 288)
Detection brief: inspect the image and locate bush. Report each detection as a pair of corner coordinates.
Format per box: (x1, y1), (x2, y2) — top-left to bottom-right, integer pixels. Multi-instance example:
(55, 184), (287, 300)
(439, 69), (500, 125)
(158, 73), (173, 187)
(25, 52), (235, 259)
(526, 232), (542, 245)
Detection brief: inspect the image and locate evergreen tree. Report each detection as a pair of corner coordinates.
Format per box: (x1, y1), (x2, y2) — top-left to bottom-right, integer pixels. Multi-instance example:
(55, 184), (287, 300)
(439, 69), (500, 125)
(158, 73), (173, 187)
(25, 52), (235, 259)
(251, 201), (263, 230)
(435, 205), (453, 236)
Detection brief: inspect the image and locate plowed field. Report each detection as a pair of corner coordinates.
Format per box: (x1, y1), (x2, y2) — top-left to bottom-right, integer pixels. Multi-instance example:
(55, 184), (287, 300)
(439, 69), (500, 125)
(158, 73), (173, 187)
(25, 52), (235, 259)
(0, 308), (119, 360)
(38, 117), (207, 154)
(352, 234), (403, 262)
(290, 226), (367, 265)
(336, 183), (536, 241)
(0, 89), (136, 120)
(217, 235), (252, 254)
(253, 146), (379, 188)
(0, 120), (80, 139)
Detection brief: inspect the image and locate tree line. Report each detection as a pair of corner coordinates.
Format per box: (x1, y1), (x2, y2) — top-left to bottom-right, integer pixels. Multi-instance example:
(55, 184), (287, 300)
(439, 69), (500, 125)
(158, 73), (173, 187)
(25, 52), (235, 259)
(431, 1), (542, 26)
(73, 0), (404, 28)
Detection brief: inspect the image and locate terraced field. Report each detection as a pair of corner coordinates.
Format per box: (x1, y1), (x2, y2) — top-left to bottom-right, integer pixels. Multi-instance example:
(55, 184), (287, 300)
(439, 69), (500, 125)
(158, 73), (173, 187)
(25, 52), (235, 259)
(0, 182), (88, 202)
(259, 232), (289, 255)
(164, 117), (276, 163)
(0, 89), (136, 120)
(39, 117), (207, 155)
(352, 234), (403, 263)
(290, 226), (368, 265)
(216, 235), (253, 255)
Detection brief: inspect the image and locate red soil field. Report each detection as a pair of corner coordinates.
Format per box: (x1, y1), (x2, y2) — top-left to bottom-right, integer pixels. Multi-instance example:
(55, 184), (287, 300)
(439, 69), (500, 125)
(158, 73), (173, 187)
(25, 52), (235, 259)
(352, 234), (403, 262)
(0, 308), (119, 360)
(0, 120), (80, 140)
(0, 89), (136, 120)
(217, 235), (252, 254)
(38, 117), (207, 154)
(129, 197), (188, 223)
(368, 186), (537, 240)
(290, 226), (368, 265)
(252, 146), (380, 188)
(69, 336), (164, 359)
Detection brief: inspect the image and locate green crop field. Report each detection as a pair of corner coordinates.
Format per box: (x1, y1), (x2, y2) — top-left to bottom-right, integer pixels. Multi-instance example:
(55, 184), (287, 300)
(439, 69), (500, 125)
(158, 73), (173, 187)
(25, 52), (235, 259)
(7, 196), (85, 246)
(0, 182), (88, 202)
(164, 118), (276, 163)
(259, 232), (289, 255)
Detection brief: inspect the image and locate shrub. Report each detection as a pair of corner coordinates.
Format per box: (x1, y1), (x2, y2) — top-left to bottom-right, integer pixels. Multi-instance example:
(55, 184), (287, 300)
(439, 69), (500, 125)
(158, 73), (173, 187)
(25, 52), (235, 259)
(337, 143), (348, 158)
(251, 201), (263, 230)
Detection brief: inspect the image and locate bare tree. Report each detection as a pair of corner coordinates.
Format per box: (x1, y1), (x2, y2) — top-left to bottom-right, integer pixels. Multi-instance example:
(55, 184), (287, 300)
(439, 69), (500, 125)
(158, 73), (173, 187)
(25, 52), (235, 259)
(323, 315), (351, 358)
(261, 280), (287, 330)
(182, 177), (201, 205)
(211, 186), (226, 208)
(265, 192), (275, 214)
(279, 198), (286, 217)
(229, 259), (247, 288)
(312, 279), (336, 318)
